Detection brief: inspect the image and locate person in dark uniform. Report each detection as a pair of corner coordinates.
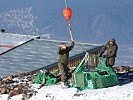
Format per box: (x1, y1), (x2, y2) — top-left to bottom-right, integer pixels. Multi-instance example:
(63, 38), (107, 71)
(99, 38), (118, 68)
(58, 38), (75, 87)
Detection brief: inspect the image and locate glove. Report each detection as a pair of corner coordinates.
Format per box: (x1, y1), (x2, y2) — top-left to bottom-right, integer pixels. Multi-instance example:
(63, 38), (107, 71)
(103, 55), (109, 58)
(98, 54), (102, 57)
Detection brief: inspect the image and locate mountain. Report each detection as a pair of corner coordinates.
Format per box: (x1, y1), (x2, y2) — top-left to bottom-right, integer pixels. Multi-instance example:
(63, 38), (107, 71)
(0, 0), (133, 44)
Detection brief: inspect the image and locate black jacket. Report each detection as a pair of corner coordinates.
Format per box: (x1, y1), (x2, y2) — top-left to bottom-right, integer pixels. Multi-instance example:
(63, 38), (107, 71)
(58, 41), (75, 64)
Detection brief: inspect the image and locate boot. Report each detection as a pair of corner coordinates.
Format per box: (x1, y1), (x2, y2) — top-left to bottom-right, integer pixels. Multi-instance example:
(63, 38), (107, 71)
(61, 82), (68, 89)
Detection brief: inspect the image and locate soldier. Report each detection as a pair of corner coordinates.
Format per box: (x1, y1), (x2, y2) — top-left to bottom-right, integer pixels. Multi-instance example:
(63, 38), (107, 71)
(58, 38), (75, 88)
(99, 38), (118, 68)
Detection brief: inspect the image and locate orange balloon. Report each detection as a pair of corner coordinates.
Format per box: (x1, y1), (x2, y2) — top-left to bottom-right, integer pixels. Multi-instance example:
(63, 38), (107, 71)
(63, 8), (72, 20)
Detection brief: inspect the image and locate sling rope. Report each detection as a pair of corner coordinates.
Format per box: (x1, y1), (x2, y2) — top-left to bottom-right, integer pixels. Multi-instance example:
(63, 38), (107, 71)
(64, 0), (88, 53)
(65, 0), (68, 8)
(63, 0), (102, 65)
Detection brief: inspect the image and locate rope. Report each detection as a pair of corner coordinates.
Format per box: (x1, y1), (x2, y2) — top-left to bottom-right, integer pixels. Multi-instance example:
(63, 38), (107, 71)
(67, 20), (103, 71)
(64, 0), (93, 55)
(67, 20), (101, 60)
(67, 20), (88, 53)
(65, 0), (68, 8)
(67, 19), (102, 65)
(67, 20), (73, 40)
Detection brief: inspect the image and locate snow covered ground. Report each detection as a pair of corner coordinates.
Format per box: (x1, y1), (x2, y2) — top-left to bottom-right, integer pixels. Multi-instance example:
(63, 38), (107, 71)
(0, 32), (39, 54)
(0, 82), (133, 100)
(30, 83), (133, 100)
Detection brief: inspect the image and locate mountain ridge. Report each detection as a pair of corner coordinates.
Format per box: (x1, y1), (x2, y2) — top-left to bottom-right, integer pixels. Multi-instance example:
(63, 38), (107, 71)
(0, 0), (133, 44)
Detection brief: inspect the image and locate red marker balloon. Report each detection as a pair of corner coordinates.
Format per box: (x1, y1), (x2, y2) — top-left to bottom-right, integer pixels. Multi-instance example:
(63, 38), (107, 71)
(63, 8), (72, 20)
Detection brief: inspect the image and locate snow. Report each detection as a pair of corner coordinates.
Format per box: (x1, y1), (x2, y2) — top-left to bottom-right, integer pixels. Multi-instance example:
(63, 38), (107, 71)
(0, 32), (39, 55)
(0, 82), (133, 100)
(25, 83), (133, 100)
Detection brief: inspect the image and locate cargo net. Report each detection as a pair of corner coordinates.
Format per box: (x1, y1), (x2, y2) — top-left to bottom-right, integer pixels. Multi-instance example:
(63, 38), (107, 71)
(72, 53), (93, 89)
(72, 53), (118, 89)
(72, 53), (100, 75)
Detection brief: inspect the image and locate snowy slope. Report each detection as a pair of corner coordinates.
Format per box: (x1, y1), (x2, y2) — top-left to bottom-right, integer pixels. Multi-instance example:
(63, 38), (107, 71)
(1, 83), (133, 100)
(0, 32), (38, 54)
(30, 83), (133, 100)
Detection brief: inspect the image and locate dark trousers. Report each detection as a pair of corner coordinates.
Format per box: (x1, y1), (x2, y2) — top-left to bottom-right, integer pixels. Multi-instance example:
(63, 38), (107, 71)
(58, 62), (70, 82)
(106, 57), (115, 68)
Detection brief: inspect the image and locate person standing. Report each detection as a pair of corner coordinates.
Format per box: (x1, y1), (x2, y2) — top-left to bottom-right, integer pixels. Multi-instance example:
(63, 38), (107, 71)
(99, 38), (118, 68)
(58, 38), (75, 88)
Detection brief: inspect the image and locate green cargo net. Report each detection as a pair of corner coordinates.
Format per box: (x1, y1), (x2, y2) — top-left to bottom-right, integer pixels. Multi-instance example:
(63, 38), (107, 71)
(33, 70), (58, 85)
(72, 53), (118, 90)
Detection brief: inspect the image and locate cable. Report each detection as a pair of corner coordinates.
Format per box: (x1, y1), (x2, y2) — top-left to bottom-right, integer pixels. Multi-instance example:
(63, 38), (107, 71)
(65, 0), (68, 8)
